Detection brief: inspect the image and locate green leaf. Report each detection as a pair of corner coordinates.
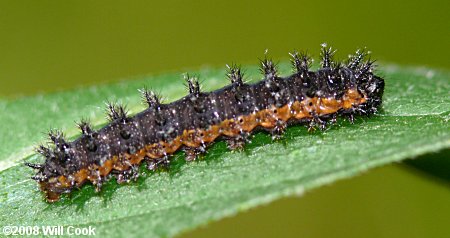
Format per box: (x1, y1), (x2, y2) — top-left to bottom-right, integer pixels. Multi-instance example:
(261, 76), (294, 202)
(0, 63), (449, 237)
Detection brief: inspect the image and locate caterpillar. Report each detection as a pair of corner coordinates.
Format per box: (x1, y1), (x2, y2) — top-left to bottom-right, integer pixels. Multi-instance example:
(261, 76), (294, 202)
(26, 44), (385, 202)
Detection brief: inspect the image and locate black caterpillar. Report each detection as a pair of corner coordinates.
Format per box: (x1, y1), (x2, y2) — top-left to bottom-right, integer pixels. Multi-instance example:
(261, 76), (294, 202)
(26, 44), (385, 202)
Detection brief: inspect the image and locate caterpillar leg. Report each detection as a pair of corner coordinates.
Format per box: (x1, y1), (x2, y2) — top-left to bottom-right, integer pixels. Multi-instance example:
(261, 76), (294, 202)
(183, 144), (207, 162)
(270, 120), (287, 140)
(146, 156), (170, 171)
(308, 113), (328, 131)
(114, 165), (139, 184)
(225, 132), (250, 151)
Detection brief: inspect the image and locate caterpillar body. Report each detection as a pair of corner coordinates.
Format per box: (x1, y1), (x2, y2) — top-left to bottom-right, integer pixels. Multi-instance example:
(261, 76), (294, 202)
(26, 45), (385, 202)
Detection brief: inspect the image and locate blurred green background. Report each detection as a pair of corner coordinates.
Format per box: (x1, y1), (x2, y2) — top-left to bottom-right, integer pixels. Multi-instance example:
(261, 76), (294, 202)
(0, 0), (449, 237)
